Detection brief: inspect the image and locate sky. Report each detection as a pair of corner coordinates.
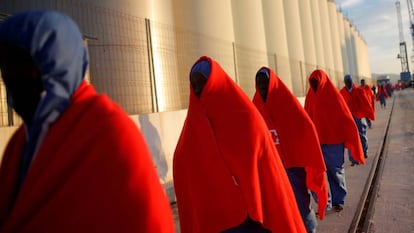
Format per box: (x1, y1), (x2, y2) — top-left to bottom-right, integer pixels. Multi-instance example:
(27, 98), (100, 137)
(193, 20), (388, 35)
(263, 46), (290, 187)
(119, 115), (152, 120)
(335, 0), (413, 74)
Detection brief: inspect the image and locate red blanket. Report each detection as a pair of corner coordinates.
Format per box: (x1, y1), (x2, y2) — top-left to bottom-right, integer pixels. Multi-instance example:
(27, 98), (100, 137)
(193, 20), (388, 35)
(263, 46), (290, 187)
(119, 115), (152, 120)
(305, 70), (365, 164)
(173, 56), (306, 233)
(360, 85), (376, 113)
(340, 84), (375, 120)
(252, 67), (328, 219)
(376, 85), (389, 101)
(0, 82), (174, 233)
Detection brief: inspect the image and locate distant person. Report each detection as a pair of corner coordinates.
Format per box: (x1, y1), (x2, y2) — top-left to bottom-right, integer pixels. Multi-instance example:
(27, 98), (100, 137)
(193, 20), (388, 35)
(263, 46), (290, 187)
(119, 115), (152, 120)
(377, 84), (389, 108)
(385, 82), (394, 97)
(173, 56), (306, 233)
(305, 69), (365, 213)
(340, 75), (374, 165)
(253, 67), (328, 233)
(359, 79), (376, 128)
(0, 10), (174, 233)
(371, 85), (377, 97)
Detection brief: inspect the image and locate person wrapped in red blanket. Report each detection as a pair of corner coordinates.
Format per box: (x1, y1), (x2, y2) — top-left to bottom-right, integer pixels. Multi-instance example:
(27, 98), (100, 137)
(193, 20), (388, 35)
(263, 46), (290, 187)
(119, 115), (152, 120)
(0, 10), (174, 233)
(340, 75), (375, 165)
(305, 69), (365, 213)
(359, 79), (376, 128)
(173, 56), (306, 233)
(252, 67), (328, 232)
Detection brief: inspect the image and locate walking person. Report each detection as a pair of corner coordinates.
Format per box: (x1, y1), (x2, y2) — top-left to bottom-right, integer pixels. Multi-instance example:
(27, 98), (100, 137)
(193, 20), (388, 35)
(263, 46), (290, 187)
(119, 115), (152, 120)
(253, 67), (328, 233)
(359, 79), (376, 129)
(0, 10), (175, 233)
(305, 69), (365, 213)
(377, 84), (389, 108)
(173, 56), (306, 233)
(340, 75), (375, 165)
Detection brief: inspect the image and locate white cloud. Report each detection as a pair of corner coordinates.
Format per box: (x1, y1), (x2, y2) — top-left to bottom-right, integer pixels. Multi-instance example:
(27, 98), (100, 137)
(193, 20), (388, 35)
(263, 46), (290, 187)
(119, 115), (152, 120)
(336, 0), (363, 9)
(337, 0), (414, 74)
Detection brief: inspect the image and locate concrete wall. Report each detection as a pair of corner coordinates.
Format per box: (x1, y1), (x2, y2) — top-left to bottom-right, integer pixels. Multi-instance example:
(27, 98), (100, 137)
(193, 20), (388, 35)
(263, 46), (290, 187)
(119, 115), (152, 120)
(231, 0), (269, 98)
(283, 0), (306, 96)
(310, 0), (326, 69)
(319, 0), (335, 79)
(262, 0), (292, 90)
(0, 127), (18, 161)
(328, 1), (344, 88)
(131, 110), (187, 202)
(298, 0), (317, 83)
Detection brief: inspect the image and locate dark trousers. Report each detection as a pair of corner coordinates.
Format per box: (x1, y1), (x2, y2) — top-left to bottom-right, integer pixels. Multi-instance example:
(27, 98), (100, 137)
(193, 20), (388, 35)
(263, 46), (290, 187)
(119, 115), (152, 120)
(286, 167), (317, 233)
(321, 144), (347, 207)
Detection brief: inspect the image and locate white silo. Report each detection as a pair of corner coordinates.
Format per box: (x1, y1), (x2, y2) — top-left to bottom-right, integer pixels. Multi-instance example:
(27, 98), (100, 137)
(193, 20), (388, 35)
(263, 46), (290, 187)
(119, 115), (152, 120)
(362, 39), (372, 79)
(262, 0), (293, 91)
(344, 18), (356, 76)
(172, 0), (235, 78)
(283, 0), (306, 96)
(349, 25), (360, 78)
(354, 32), (363, 81)
(298, 0), (317, 83)
(337, 11), (350, 77)
(328, 0), (344, 88)
(310, 0), (326, 69)
(357, 36), (371, 80)
(231, 0), (269, 97)
(319, 0), (335, 80)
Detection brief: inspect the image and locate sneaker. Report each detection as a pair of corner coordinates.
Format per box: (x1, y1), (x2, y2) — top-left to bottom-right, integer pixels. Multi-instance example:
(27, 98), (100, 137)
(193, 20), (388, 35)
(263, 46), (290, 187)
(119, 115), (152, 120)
(333, 205), (343, 212)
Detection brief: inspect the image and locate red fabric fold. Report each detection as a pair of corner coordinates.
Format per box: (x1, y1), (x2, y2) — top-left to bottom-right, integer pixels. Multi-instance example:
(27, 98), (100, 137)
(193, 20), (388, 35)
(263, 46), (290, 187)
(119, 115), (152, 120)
(0, 82), (174, 233)
(376, 85), (389, 101)
(304, 70), (365, 165)
(340, 84), (375, 121)
(360, 84), (376, 114)
(173, 56), (306, 233)
(252, 67), (328, 219)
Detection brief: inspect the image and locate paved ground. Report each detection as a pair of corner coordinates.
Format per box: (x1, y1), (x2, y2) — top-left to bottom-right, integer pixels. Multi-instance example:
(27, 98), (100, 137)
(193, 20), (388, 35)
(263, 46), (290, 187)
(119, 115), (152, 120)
(316, 89), (392, 233)
(171, 88), (414, 233)
(368, 89), (414, 233)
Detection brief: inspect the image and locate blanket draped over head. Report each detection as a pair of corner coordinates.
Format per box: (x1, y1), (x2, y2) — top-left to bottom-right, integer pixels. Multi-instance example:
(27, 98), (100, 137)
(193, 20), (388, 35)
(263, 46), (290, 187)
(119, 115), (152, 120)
(304, 70), (365, 164)
(340, 84), (375, 121)
(0, 83), (175, 233)
(0, 10), (174, 233)
(252, 67), (328, 219)
(173, 56), (306, 233)
(360, 84), (376, 115)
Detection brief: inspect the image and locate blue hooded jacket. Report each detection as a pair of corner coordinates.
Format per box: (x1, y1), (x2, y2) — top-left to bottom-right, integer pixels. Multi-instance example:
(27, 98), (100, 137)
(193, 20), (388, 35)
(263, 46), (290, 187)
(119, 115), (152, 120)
(0, 10), (89, 185)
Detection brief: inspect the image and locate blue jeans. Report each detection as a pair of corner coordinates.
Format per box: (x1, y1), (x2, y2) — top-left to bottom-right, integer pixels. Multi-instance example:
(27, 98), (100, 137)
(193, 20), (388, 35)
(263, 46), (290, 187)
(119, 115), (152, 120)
(349, 117), (368, 163)
(321, 144), (347, 207)
(286, 167), (317, 233)
(379, 94), (386, 107)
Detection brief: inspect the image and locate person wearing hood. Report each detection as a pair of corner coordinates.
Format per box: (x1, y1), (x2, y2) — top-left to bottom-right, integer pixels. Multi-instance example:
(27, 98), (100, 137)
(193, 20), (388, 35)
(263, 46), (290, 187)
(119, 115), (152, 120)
(340, 75), (375, 165)
(304, 70), (365, 213)
(359, 79), (376, 129)
(0, 10), (174, 233)
(252, 67), (328, 233)
(173, 56), (306, 233)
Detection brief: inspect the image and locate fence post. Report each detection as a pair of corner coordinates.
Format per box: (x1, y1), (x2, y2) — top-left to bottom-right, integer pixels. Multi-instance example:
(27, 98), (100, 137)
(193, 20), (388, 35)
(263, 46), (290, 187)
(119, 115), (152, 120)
(232, 42), (239, 84)
(145, 18), (158, 113)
